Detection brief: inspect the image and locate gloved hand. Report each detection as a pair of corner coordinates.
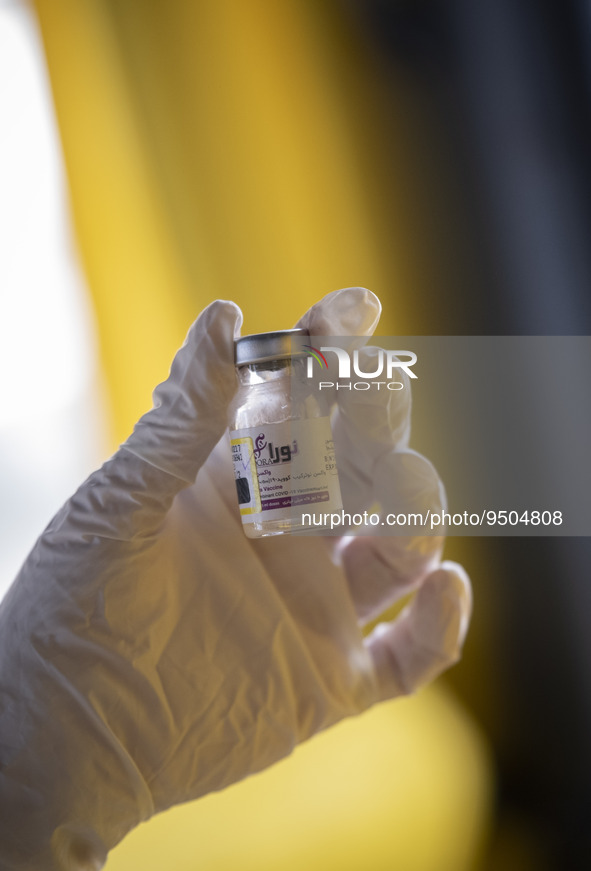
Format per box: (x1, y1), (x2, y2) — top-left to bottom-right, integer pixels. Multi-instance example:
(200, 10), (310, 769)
(0, 288), (471, 870)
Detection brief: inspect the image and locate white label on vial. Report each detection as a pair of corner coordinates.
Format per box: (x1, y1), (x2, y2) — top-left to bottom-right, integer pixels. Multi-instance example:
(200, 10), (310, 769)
(230, 417), (342, 523)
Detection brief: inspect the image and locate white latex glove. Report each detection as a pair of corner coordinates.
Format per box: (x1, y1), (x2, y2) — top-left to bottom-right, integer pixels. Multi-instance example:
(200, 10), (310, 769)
(0, 288), (471, 870)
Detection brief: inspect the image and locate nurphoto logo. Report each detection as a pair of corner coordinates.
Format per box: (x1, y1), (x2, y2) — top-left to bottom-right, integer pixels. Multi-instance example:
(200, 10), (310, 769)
(304, 345), (417, 391)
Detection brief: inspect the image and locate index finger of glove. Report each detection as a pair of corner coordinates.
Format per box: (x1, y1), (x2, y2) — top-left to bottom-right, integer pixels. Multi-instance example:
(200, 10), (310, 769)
(297, 294), (411, 498)
(295, 287), (381, 339)
(329, 345), (413, 509)
(325, 348), (442, 625)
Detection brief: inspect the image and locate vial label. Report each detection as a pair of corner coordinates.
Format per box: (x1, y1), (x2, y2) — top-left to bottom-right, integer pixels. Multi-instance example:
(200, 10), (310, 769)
(230, 417), (342, 525)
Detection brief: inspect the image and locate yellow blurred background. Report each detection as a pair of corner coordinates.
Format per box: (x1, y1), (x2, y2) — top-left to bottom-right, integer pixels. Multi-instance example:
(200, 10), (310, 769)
(33, 0), (414, 440)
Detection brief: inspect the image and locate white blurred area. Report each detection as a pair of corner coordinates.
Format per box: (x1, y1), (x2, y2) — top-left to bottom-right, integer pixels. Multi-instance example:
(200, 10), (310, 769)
(0, 0), (108, 598)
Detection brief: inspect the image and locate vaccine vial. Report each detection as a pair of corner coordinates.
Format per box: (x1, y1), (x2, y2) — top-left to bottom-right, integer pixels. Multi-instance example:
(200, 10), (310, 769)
(229, 328), (342, 537)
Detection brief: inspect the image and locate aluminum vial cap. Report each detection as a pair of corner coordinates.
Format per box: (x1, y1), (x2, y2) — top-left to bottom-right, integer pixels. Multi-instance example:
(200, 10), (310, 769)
(234, 328), (310, 366)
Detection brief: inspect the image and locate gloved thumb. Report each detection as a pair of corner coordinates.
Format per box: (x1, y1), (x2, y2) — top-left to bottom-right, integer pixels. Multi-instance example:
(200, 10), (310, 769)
(121, 299), (242, 487)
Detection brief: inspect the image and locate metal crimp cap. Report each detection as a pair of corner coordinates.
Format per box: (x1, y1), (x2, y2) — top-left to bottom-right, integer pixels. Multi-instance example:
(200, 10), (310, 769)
(234, 328), (310, 366)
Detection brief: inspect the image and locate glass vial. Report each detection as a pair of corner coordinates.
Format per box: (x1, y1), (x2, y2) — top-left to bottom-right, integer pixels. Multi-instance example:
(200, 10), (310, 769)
(229, 328), (342, 537)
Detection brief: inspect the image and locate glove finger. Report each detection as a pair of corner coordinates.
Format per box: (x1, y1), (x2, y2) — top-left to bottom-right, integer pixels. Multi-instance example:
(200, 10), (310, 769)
(365, 562), (472, 701)
(336, 533), (443, 625)
(295, 287), (381, 338)
(329, 353), (412, 516)
(331, 344), (412, 477)
(54, 300), (243, 543)
(122, 299), (242, 485)
(335, 449), (445, 623)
